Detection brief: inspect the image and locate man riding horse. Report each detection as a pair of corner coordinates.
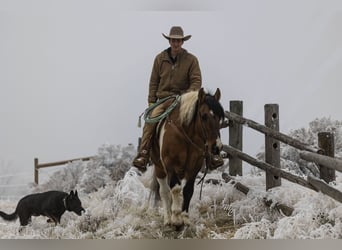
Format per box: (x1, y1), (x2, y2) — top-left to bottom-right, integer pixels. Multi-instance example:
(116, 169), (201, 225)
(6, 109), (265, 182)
(133, 26), (224, 172)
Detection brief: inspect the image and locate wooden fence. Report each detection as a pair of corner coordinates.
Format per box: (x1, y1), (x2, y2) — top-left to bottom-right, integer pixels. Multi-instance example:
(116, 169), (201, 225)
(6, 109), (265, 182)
(32, 101), (342, 206)
(222, 101), (342, 204)
(34, 156), (93, 184)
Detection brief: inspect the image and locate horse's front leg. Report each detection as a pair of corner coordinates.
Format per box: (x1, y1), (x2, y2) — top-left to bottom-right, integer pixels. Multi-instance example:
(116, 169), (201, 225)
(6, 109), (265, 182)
(157, 177), (172, 225)
(170, 183), (184, 228)
(181, 178), (195, 226)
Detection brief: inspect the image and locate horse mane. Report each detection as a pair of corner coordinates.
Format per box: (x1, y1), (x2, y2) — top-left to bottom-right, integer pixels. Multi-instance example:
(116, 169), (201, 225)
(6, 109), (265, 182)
(179, 90), (199, 126)
(178, 89), (225, 126)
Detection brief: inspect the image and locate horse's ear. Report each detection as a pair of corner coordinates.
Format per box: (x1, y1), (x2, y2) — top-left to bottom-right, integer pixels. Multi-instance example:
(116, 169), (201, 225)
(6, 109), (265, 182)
(214, 88), (221, 101)
(75, 190), (78, 196)
(198, 88), (206, 103)
(70, 190), (74, 196)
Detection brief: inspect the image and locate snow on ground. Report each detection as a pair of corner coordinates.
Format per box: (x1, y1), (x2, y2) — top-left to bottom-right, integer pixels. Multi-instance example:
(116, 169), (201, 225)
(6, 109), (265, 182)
(0, 118), (342, 239)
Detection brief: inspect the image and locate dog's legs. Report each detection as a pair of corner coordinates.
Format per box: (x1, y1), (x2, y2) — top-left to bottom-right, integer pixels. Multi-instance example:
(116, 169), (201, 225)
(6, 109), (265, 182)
(19, 215), (30, 226)
(47, 216), (59, 225)
(18, 225), (26, 233)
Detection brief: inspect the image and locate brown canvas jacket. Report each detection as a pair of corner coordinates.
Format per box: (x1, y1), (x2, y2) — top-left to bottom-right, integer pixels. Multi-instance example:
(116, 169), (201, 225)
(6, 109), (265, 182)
(148, 48), (202, 103)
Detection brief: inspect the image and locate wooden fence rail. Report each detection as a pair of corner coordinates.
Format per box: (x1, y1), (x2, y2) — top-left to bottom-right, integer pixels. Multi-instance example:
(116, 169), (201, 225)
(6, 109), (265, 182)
(224, 110), (319, 153)
(222, 145), (318, 191)
(299, 151), (342, 173)
(34, 156), (94, 184)
(223, 100), (341, 204)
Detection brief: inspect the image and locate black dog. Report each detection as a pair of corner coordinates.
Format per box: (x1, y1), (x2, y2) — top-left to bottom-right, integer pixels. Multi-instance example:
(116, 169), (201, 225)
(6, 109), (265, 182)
(0, 190), (85, 226)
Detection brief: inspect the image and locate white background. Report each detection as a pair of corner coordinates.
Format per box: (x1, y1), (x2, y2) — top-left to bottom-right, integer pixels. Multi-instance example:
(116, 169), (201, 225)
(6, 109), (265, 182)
(1, 0), (342, 173)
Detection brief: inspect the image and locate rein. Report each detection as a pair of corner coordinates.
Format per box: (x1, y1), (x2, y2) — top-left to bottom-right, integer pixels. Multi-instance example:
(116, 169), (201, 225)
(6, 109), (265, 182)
(168, 119), (205, 154)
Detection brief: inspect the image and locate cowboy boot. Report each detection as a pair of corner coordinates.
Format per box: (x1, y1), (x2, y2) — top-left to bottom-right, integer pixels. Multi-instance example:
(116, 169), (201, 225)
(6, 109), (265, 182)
(132, 149), (149, 172)
(209, 154), (224, 170)
(133, 122), (156, 172)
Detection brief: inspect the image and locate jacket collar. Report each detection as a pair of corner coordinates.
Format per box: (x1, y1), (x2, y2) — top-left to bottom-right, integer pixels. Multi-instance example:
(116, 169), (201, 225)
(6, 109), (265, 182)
(164, 47), (187, 63)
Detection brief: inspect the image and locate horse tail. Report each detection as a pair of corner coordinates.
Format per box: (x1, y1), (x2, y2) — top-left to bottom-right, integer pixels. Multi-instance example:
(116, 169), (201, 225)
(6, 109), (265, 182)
(0, 210), (18, 221)
(148, 167), (160, 207)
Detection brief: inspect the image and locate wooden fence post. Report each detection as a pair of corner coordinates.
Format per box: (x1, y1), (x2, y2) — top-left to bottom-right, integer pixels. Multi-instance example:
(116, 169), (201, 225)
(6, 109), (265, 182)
(34, 158), (39, 185)
(229, 100), (243, 176)
(318, 132), (335, 183)
(265, 104), (281, 190)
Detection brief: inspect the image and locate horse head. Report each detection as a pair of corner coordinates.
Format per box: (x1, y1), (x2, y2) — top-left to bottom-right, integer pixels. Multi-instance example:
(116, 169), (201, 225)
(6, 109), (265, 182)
(198, 88), (225, 158)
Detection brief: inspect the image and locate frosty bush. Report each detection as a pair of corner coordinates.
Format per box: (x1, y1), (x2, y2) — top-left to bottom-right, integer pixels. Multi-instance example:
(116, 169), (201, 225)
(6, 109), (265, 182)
(256, 117), (342, 177)
(33, 143), (137, 194)
(77, 164), (112, 193)
(91, 144), (136, 182)
(33, 160), (85, 193)
(77, 213), (106, 233)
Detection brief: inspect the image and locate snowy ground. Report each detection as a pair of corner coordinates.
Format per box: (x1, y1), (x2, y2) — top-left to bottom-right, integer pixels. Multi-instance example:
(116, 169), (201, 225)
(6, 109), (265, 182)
(0, 160), (341, 238)
(1, 118), (342, 239)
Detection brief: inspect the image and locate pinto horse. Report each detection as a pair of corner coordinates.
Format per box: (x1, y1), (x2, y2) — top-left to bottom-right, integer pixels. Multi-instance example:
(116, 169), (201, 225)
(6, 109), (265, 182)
(150, 87), (225, 229)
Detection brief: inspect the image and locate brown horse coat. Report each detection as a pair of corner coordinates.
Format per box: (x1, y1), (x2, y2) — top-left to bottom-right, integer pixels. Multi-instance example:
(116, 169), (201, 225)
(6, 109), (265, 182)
(150, 88), (224, 229)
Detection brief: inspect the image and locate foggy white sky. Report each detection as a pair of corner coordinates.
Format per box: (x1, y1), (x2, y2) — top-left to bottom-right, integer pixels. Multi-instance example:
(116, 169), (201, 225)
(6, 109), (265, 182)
(1, 0), (342, 174)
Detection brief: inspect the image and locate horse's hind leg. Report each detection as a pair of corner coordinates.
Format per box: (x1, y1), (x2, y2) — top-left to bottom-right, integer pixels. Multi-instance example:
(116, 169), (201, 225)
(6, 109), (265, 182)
(156, 177), (172, 225)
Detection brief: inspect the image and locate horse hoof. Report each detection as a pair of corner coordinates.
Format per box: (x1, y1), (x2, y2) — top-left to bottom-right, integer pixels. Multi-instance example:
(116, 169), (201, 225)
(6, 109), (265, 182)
(164, 218), (172, 226)
(181, 212), (190, 226)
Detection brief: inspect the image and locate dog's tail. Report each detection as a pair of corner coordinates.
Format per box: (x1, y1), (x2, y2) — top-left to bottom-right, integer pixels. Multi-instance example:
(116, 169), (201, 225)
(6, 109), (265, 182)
(0, 210), (18, 221)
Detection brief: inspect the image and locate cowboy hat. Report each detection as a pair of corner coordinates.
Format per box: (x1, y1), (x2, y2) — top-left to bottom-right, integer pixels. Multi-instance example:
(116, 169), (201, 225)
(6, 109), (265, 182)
(162, 26), (191, 41)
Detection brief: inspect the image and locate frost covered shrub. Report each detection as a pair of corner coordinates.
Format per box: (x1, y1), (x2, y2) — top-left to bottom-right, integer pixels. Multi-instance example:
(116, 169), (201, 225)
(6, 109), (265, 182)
(92, 144), (136, 182)
(256, 117), (342, 177)
(33, 144), (137, 194)
(77, 164), (112, 193)
(233, 218), (275, 239)
(309, 118), (342, 157)
(33, 160), (84, 193)
(77, 213), (106, 233)
(78, 144), (136, 193)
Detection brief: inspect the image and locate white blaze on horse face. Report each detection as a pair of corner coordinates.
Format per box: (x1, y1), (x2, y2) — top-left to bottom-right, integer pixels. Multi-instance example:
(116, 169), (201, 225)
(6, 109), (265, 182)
(216, 137), (223, 150)
(208, 108), (222, 150)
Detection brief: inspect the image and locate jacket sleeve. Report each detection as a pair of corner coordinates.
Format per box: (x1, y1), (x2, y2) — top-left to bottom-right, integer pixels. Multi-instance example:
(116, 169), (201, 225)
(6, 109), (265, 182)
(188, 56), (202, 91)
(148, 56), (160, 103)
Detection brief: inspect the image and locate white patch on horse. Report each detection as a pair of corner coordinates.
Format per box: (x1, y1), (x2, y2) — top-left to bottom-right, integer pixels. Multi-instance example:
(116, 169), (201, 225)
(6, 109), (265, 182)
(159, 123), (167, 173)
(157, 177), (172, 225)
(157, 124), (173, 225)
(171, 184), (183, 226)
(216, 137), (223, 150)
